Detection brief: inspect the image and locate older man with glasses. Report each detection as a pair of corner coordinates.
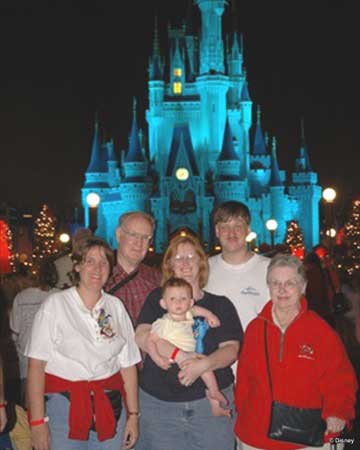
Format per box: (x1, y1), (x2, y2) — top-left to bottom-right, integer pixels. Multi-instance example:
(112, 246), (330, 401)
(106, 211), (161, 325)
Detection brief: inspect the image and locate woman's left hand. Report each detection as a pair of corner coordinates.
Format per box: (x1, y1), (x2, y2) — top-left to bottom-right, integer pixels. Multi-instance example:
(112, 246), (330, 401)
(122, 415), (139, 449)
(178, 354), (209, 386)
(0, 407), (7, 433)
(325, 416), (346, 434)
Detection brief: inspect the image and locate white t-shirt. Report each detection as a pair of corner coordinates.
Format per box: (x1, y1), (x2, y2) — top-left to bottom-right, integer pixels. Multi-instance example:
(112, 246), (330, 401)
(25, 287), (141, 381)
(10, 287), (58, 379)
(206, 253), (270, 331)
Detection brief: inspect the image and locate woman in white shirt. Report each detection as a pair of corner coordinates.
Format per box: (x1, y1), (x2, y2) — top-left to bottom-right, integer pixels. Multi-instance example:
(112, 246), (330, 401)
(26, 236), (141, 450)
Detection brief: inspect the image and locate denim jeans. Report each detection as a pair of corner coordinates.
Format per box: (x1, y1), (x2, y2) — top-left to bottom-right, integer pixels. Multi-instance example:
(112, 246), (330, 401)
(46, 393), (126, 450)
(0, 433), (13, 450)
(137, 385), (236, 450)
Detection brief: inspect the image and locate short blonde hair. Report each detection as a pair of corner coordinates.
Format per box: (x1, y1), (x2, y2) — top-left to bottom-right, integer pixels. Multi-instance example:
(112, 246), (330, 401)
(161, 234), (209, 288)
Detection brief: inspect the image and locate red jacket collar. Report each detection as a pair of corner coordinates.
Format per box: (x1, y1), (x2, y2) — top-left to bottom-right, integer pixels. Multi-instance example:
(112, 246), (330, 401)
(258, 296), (309, 323)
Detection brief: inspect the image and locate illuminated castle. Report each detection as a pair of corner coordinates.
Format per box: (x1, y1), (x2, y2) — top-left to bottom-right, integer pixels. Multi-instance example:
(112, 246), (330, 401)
(82, 0), (321, 252)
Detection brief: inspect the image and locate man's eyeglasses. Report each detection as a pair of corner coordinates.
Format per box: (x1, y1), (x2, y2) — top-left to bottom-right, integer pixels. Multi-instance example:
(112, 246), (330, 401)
(121, 228), (152, 244)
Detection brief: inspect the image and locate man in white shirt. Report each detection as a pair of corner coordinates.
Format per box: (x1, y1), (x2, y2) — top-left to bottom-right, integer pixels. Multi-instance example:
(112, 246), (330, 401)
(206, 201), (270, 332)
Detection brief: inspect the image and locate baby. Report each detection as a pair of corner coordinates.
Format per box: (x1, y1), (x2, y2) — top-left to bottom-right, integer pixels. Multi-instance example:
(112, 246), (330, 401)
(147, 277), (230, 416)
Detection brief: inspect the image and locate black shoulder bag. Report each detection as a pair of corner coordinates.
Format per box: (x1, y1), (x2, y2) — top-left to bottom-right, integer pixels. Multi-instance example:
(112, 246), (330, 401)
(265, 322), (326, 447)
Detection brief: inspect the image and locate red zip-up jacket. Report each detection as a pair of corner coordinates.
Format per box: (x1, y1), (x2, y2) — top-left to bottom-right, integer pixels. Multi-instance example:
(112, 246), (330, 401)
(234, 298), (358, 450)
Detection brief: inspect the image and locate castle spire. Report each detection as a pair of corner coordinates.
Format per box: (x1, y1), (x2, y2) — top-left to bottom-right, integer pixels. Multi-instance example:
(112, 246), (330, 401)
(125, 98), (144, 162)
(153, 15), (160, 57)
(240, 79), (251, 101)
(253, 105), (267, 155)
(149, 16), (164, 80)
(296, 118), (312, 171)
(270, 137), (283, 186)
(86, 113), (103, 172)
(219, 119), (239, 161)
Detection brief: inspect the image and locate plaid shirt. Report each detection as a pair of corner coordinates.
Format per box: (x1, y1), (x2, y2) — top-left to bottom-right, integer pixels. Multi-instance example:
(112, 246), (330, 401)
(106, 263), (161, 326)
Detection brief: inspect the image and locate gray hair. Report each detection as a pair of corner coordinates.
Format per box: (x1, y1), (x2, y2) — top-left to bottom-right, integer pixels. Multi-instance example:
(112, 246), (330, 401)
(118, 211), (155, 231)
(267, 253), (307, 284)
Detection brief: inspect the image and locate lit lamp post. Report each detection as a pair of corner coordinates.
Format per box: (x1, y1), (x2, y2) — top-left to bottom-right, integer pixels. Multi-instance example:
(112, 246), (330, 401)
(59, 233), (70, 245)
(246, 231), (257, 251)
(86, 192), (101, 234)
(322, 187), (337, 253)
(266, 219), (278, 249)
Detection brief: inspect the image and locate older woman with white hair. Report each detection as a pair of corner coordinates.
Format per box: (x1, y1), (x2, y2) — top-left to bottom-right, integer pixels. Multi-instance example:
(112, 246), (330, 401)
(234, 253), (358, 450)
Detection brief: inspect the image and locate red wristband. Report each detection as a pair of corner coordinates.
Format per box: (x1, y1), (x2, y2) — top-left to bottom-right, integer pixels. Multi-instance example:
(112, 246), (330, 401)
(29, 416), (49, 427)
(169, 347), (180, 363)
(0, 402), (6, 409)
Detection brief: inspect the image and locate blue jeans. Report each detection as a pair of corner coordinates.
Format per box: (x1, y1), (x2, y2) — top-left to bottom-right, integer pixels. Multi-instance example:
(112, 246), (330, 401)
(46, 393), (126, 450)
(137, 385), (236, 450)
(0, 433), (13, 450)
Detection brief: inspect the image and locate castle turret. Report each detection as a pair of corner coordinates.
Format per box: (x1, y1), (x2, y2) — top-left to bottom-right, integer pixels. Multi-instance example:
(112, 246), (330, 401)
(123, 99), (147, 179)
(148, 16), (164, 81)
(289, 120), (321, 248)
(214, 119), (246, 202)
(195, 0), (227, 74)
(253, 106), (267, 156)
(170, 37), (185, 95)
(269, 137), (286, 245)
(195, 0), (229, 163)
(120, 100), (151, 213)
(106, 139), (120, 187)
(147, 17), (165, 164)
(82, 115), (108, 231)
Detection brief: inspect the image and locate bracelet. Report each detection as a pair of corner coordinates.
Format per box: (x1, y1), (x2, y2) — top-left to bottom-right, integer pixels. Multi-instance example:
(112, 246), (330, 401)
(0, 402), (6, 409)
(169, 347), (180, 363)
(29, 416), (49, 427)
(127, 411), (140, 417)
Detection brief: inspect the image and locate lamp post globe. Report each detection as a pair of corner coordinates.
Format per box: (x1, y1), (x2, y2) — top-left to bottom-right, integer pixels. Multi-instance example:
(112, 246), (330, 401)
(59, 233), (70, 244)
(322, 187), (336, 203)
(266, 219), (278, 248)
(246, 231), (257, 243)
(86, 192), (101, 233)
(86, 192), (101, 208)
(266, 219), (278, 232)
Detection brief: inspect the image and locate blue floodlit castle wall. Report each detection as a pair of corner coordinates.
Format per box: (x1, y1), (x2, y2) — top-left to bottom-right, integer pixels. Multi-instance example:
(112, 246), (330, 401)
(82, 0), (321, 252)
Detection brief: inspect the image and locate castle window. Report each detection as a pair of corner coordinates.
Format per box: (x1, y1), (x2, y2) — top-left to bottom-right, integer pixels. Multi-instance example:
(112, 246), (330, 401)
(173, 68), (182, 77)
(173, 82), (182, 94)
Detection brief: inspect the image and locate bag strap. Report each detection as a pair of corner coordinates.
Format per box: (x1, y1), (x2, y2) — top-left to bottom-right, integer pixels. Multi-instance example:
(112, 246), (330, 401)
(264, 321), (273, 398)
(106, 269), (139, 295)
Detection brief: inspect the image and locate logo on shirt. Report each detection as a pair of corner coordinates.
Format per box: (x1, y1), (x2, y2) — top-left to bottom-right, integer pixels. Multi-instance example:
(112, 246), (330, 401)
(298, 344), (315, 360)
(97, 308), (115, 339)
(240, 286), (260, 296)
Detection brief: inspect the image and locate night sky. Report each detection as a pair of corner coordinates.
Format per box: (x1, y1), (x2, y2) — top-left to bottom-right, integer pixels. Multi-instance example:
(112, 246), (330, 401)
(1, 0), (359, 217)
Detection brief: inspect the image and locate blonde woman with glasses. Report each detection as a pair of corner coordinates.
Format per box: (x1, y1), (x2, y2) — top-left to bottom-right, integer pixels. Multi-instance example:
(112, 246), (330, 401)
(135, 234), (243, 450)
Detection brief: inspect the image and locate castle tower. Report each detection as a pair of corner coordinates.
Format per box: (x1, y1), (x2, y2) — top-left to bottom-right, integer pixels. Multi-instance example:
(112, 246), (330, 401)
(289, 121), (321, 249)
(269, 138), (287, 244)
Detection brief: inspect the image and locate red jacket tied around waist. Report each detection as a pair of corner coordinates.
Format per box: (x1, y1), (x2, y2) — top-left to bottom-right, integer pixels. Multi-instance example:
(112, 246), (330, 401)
(45, 372), (126, 441)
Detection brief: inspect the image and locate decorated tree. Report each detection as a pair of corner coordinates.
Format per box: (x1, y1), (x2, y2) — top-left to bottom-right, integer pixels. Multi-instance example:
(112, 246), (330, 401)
(0, 219), (13, 274)
(32, 204), (59, 272)
(285, 220), (305, 259)
(343, 199), (360, 275)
